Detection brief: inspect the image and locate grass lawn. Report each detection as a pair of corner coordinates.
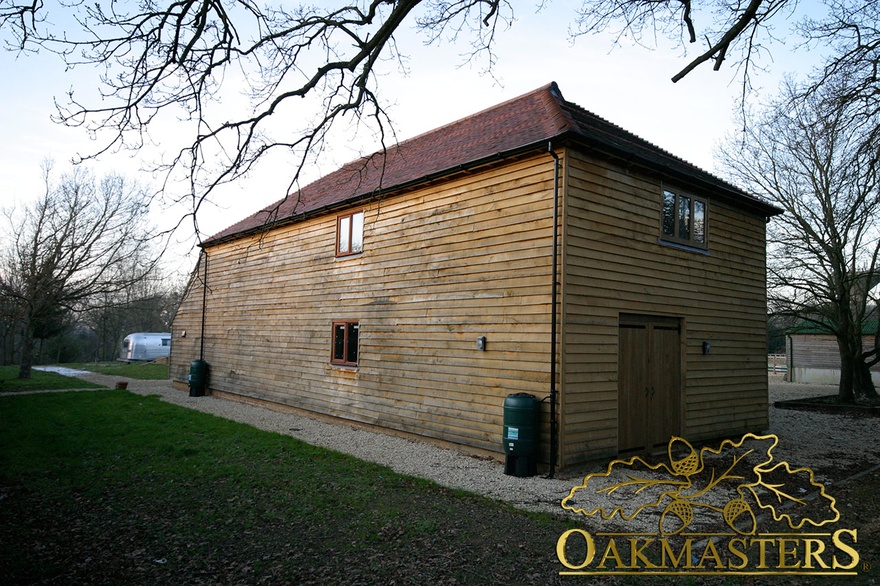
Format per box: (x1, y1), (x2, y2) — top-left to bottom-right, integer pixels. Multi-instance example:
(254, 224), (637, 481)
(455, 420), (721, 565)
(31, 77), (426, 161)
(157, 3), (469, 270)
(0, 362), (169, 393)
(0, 391), (579, 585)
(2, 390), (876, 584)
(65, 361), (169, 380)
(0, 365), (102, 392)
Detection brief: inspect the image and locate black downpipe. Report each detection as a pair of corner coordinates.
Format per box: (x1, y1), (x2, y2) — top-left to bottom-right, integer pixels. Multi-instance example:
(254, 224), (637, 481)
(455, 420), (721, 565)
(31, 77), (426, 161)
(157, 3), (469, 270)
(199, 250), (208, 361)
(547, 143), (560, 478)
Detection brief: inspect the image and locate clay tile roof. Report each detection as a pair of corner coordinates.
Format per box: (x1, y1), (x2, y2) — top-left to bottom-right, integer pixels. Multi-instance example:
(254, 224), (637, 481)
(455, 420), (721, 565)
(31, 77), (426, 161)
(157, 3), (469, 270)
(205, 82), (778, 245)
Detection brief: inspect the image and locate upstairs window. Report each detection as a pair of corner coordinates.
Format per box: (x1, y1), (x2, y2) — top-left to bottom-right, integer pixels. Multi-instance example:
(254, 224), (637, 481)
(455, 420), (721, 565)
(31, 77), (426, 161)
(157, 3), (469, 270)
(337, 210), (364, 256)
(662, 189), (707, 249)
(332, 321), (359, 366)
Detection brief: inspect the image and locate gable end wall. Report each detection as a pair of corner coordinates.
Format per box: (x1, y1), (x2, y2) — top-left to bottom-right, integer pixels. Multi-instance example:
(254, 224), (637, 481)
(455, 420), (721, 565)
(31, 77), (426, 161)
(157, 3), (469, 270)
(560, 148), (769, 467)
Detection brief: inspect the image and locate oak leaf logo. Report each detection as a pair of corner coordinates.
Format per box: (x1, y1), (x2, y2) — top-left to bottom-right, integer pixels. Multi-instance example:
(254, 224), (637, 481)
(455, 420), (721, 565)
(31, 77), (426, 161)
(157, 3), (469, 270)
(560, 434), (839, 535)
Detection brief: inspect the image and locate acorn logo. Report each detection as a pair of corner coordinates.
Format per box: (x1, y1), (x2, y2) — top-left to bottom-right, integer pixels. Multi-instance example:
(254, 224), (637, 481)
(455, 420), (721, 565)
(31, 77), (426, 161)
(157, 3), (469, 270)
(561, 434), (839, 535)
(557, 434), (859, 576)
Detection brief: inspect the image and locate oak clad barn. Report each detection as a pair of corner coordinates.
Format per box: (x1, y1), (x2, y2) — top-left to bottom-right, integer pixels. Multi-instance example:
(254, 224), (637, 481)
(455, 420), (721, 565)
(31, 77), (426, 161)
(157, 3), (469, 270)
(170, 83), (781, 470)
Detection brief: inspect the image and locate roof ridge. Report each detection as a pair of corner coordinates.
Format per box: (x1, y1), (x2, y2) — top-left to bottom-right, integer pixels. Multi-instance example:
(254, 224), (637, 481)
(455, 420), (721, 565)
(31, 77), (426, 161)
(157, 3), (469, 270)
(393, 81), (565, 146)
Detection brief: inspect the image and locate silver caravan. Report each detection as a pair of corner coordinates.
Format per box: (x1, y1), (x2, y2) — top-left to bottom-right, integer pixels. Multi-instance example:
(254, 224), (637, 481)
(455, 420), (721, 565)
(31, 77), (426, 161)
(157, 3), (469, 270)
(120, 332), (172, 361)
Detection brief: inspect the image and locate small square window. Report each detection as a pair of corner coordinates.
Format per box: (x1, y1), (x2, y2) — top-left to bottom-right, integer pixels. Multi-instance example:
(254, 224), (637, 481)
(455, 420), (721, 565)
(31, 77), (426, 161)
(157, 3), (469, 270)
(336, 210), (364, 256)
(331, 321), (359, 366)
(661, 189), (707, 249)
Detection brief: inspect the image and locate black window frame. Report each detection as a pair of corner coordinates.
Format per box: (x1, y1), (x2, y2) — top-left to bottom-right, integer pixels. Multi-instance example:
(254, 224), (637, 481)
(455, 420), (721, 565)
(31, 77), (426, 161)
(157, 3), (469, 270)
(331, 320), (359, 367)
(661, 188), (708, 250)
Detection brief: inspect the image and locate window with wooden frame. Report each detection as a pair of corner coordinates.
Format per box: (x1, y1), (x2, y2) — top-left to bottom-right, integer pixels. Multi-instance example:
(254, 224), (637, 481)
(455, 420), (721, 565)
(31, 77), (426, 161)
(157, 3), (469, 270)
(661, 189), (707, 249)
(336, 210), (364, 256)
(331, 321), (359, 366)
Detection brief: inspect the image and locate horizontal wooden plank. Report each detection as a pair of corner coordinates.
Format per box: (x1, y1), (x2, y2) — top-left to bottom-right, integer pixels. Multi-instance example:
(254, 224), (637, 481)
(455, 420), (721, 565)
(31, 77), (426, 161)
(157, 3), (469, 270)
(557, 149), (769, 466)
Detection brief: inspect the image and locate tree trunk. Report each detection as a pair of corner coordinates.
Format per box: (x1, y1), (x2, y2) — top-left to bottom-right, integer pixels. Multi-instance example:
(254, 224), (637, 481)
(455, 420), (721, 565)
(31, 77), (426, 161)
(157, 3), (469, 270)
(837, 335), (858, 403)
(837, 331), (880, 402)
(854, 358), (879, 401)
(838, 357), (856, 403)
(18, 323), (35, 380)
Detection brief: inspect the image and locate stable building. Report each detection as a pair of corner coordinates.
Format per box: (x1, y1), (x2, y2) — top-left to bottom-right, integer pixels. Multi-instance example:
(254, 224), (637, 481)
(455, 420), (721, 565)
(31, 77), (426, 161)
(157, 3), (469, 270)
(171, 82), (781, 470)
(786, 322), (880, 385)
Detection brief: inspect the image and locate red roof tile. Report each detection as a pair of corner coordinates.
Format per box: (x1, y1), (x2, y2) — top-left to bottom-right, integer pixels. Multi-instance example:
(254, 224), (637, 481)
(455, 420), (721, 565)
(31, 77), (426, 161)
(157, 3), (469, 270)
(205, 82), (777, 244)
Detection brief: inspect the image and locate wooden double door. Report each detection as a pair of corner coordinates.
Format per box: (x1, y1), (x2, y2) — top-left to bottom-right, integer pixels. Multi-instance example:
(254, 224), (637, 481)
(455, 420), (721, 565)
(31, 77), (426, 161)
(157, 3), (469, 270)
(618, 314), (682, 453)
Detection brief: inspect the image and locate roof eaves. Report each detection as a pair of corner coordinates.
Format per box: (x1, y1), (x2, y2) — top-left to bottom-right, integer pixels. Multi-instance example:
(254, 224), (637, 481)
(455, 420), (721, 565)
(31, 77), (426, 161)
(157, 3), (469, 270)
(562, 128), (782, 219)
(201, 135), (565, 248)
(554, 98), (782, 218)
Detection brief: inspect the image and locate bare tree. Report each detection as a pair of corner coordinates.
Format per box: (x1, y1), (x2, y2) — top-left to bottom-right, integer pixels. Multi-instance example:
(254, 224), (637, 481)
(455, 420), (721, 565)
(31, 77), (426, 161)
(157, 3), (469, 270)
(570, 0), (799, 84)
(719, 74), (880, 403)
(569, 0), (880, 178)
(0, 163), (160, 378)
(0, 0), (794, 236)
(0, 0), (512, 236)
(800, 0), (880, 160)
(1, 1), (877, 237)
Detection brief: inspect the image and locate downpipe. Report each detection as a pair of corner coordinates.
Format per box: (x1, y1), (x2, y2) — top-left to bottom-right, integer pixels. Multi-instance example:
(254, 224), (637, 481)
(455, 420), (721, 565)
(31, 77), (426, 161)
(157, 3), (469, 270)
(546, 142), (560, 479)
(199, 249), (209, 361)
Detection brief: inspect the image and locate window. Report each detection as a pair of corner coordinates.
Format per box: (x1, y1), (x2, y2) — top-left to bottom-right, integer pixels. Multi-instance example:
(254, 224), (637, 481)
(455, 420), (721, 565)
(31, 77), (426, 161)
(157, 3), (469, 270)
(662, 189), (707, 249)
(336, 210), (364, 256)
(332, 321), (359, 366)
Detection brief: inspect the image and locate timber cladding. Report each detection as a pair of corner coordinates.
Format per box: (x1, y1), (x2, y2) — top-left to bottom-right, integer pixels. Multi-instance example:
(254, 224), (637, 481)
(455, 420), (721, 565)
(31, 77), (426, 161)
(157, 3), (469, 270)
(786, 333), (880, 384)
(559, 149), (769, 467)
(172, 154), (558, 454)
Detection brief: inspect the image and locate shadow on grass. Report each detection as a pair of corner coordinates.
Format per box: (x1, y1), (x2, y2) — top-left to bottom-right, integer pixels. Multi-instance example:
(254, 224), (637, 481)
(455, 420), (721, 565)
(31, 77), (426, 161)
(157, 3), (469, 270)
(0, 390), (578, 585)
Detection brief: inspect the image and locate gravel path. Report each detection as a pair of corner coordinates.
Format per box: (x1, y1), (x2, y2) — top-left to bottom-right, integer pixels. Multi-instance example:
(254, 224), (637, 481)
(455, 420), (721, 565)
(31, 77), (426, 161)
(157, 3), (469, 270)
(13, 372), (880, 521)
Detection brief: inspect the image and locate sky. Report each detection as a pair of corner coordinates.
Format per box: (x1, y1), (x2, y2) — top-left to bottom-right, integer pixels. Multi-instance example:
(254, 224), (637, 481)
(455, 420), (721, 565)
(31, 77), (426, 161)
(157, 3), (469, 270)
(0, 1), (825, 275)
